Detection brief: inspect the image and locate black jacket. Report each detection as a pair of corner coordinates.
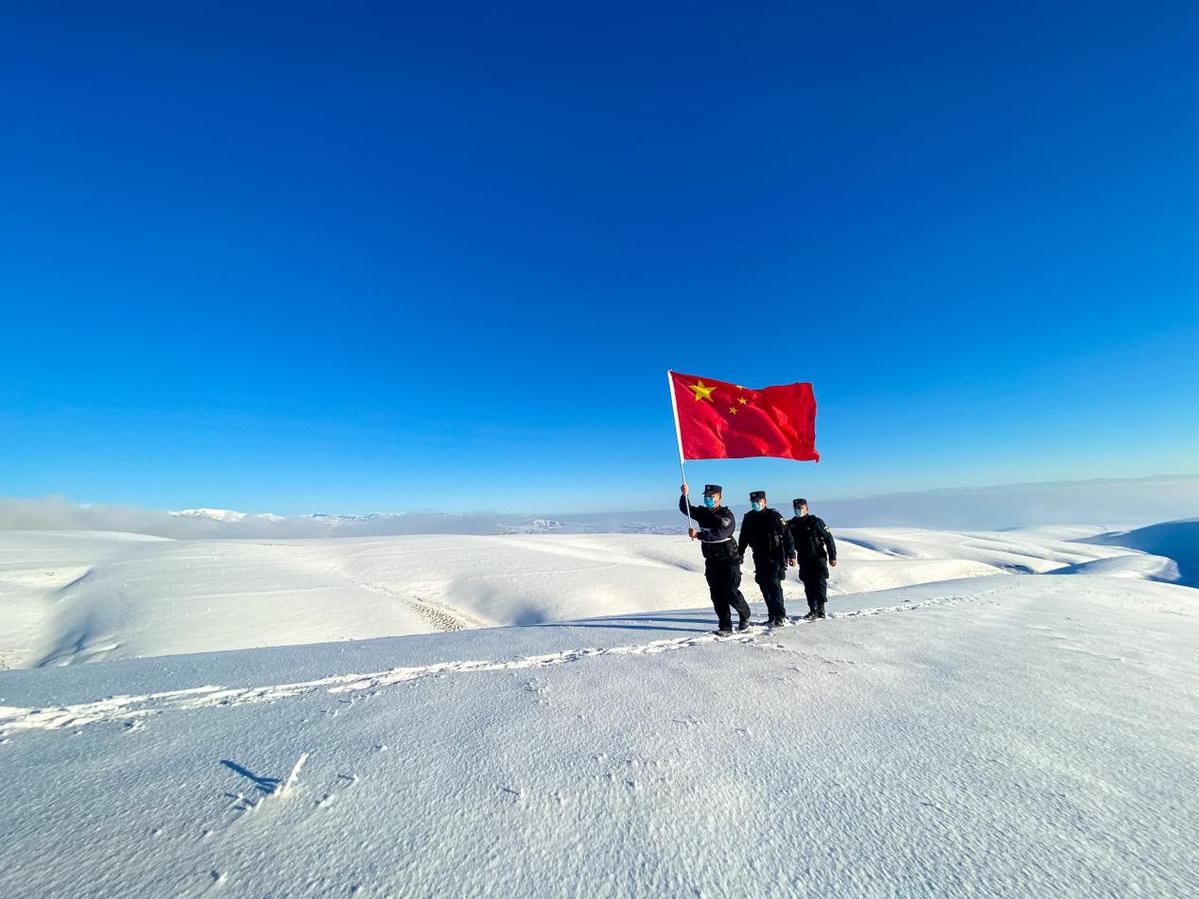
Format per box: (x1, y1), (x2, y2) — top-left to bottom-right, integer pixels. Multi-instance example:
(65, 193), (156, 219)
(679, 496), (739, 560)
(737, 508), (796, 567)
(787, 514), (836, 563)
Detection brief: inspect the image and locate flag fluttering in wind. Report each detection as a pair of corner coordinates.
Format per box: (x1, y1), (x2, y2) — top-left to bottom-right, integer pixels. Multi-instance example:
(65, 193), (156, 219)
(668, 371), (819, 462)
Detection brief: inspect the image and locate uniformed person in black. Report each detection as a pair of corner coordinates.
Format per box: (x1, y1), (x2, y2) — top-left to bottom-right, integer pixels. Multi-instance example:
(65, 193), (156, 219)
(786, 498), (837, 619)
(737, 490), (796, 627)
(680, 483), (751, 635)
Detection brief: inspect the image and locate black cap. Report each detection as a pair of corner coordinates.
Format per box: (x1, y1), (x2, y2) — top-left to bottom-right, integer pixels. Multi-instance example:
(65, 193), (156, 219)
(793, 497), (807, 508)
(703, 484), (722, 496)
(749, 490), (766, 501)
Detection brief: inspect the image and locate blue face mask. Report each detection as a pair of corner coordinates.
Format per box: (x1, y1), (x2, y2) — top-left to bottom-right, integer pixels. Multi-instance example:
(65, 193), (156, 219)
(751, 501), (764, 512)
(703, 495), (716, 508)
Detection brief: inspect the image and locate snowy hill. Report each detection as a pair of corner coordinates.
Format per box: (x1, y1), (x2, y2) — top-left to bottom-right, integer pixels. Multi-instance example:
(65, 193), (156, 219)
(0, 526), (1187, 669)
(172, 508), (288, 524)
(0, 526), (1195, 896)
(0, 530), (170, 670)
(1083, 519), (1199, 586)
(0, 573), (1195, 896)
(172, 507), (252, 522)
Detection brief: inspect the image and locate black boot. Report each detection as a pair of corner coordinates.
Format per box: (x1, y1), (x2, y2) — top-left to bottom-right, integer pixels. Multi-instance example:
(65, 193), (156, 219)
(736, 618), (751, 632)
(802, 608), (817, 621)
(816, 603), (826, 619)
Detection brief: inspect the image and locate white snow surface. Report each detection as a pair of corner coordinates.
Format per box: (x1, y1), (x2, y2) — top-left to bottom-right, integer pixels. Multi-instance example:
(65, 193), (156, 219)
(0, 525), (1186, 668)
(0, 526), (1195, 896)
(0, 530), (170, 670)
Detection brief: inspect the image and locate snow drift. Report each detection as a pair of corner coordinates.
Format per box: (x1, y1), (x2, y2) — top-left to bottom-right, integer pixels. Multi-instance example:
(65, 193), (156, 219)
(1084, 519), (1199, 587)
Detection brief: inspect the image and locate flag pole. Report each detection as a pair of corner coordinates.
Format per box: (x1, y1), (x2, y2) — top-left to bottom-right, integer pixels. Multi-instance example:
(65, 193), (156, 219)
(666, 370), (695, 532)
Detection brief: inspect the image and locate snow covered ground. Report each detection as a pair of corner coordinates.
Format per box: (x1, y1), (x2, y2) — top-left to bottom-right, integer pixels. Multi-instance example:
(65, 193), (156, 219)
(0, 525), (1195, 896)
(0, 525), (1186, 668)
(1083, 519), (1199, 586)
(0, 530), (170, 670)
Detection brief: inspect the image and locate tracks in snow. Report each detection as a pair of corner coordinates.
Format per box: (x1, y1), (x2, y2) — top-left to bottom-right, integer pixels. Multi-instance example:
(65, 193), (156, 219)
(356, 580), (488, 632)
(0, 592), (981, 737)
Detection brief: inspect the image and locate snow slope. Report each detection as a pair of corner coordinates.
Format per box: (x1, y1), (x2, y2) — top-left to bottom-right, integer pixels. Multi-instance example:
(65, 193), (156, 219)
(0, 525), (1188, 668)
(0, 574), (1195, 897)
(1084, 519), (1199, 587)
(0, 530), (169, 670)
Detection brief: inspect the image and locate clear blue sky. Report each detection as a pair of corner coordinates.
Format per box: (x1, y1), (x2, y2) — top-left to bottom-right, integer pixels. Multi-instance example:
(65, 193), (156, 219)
(2, 2), (1197, 514)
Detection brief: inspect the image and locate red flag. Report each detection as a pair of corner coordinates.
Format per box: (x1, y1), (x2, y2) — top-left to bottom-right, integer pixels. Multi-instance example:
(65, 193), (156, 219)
(668, 371), (819, 462)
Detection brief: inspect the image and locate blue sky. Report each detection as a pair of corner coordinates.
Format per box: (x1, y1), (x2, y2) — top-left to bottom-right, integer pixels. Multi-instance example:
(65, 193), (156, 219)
(2, 2), (1197, 514)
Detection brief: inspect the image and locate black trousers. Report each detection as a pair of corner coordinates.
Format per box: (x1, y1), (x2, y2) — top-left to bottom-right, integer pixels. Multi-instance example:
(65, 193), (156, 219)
(705, 557), (750, 630)
(798, 561), (829, 610)
(754, 564), (787, 620)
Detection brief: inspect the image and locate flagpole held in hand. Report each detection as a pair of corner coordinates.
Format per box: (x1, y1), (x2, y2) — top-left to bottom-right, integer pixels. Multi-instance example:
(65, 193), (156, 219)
(666, 371), (696, 533)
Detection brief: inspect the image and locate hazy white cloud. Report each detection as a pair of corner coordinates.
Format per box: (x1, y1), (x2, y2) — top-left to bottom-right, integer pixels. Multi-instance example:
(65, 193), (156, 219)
(0, 475), (1196, 539)
(0, 495), (525, 539)
(812, 475), (1199, 531)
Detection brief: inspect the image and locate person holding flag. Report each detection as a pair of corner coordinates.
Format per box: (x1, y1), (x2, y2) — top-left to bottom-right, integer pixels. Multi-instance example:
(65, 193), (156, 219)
(679, 483), (751, 636)
(667, 370), (821, 632)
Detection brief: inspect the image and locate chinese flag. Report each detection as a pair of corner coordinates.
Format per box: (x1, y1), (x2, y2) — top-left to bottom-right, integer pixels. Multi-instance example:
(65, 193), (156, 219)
(669, 371), (819, 462)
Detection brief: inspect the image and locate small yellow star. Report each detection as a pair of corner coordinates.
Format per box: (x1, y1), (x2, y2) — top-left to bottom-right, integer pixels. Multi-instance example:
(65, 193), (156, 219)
(688, 380), (716, 402)
(728, 406), (739, 415)
(738, 397), (748, 405)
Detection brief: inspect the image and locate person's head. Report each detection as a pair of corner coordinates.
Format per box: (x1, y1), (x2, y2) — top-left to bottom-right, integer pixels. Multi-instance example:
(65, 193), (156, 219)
(703, 484), (723, 508)
(749, 490), (766, 512)
(792, 498), (808, 517)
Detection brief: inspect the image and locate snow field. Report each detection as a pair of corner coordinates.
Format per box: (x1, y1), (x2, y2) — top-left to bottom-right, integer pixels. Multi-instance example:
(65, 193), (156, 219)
(0, 526), (1183, 667)
(0, 575), (1194, 897)
(0, 524), (1194, 896)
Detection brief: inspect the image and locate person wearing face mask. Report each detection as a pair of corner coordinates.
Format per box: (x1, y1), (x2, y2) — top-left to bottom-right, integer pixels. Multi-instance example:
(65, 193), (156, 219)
(679, 483), (751, 636)
(786, 498), (837, 619)
(737, 490), (796, 627)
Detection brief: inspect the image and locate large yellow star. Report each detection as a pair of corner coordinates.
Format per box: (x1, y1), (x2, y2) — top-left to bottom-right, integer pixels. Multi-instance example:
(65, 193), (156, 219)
(688, 380), (716, 402)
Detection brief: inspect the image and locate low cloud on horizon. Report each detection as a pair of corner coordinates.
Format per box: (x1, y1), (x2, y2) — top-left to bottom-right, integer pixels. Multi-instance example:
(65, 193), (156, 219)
(1, 475), (1196, 539)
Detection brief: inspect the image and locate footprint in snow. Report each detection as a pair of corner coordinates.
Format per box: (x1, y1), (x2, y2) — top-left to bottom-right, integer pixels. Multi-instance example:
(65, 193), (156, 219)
(315, 773), (359, 809)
